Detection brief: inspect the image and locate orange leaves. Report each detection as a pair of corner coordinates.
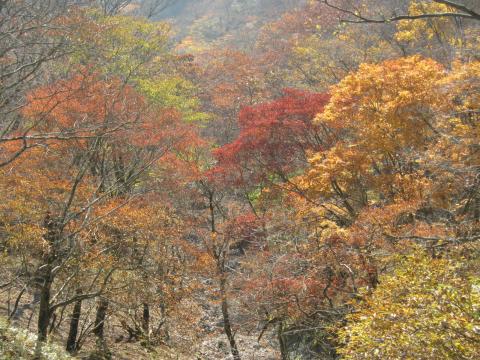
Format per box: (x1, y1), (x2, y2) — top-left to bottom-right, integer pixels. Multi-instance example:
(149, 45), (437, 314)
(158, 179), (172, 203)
(1, 65), (205, 261)
(319, 56), (445, 152)
(298, 56), (449, 218)
(131, 108), (179, 148)
(21, 67), (204, 169)
(23, 70), (144, 137)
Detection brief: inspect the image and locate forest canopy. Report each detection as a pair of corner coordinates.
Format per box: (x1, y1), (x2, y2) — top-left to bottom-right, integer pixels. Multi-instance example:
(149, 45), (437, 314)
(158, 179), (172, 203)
(0, 0), (479, 359)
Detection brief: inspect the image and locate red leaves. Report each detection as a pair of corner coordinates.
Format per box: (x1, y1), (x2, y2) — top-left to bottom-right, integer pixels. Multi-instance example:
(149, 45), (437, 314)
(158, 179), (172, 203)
(24, 70), (144, 134)
(223, 213), (267, 251)
(21, 69), (204, 157)
(212, 89), (329, 187)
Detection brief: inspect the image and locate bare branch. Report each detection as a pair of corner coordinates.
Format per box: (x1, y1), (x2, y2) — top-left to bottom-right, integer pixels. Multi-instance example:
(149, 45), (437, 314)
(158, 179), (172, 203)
(321, 0), (480, 23)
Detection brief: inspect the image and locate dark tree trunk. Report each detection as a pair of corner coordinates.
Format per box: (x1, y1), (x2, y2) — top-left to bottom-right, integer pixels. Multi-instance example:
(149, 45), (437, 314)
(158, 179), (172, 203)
(159, 301), (170, 341)
(208, 189), (240, 360)
(8, 286), (26, 320)
(49, 310), (57, 334)
(278, 322), (288, 360)
(93, 298), (109, 339)
(142, 303), (149, 336)
(37, 212), (60, 343)
(220, 275), (241, 360)
(66, 290), (82, 353)
(37, 266), (53, 342)
(93, 297), (110, 359)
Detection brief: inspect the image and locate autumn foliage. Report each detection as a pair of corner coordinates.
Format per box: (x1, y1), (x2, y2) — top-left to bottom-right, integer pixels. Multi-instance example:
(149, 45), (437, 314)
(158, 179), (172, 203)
(213, 89), (330, 187)
(0, 1), (479, 359)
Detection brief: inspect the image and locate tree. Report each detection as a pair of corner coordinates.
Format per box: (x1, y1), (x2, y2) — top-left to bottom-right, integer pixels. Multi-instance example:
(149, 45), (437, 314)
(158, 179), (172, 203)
(0, 0), (82, 166)
(0, 70), (190, 352)
(246, 55), (479, 357)
(255, 2), (352, 90)
(322, 0), (480, 23)
(213, 89), (329, 190)
(338, 245), (480, 359)
(89, 0), (178, 17)
(299, 56), (445, 224)
(68, 11), (208, 123)
(192, 48), (269, 144)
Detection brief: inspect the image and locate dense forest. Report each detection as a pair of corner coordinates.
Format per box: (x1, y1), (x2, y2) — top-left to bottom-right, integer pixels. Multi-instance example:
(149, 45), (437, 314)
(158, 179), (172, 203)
(0, 0), (479, 359)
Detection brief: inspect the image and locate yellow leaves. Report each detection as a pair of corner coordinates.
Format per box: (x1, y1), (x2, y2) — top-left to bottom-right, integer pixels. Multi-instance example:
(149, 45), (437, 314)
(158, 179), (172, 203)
(395, 28), (417, 43)
(297, 55), (480, 253)
(138, 76), (209, 122)
(434, 60), (480, 169)
(3, 223), (45, 253)
(96, 199), (182, 245)
(73, 13), (171, 74)
(303, 142), (369, 196)
(338, 246), (480, 359)
(317, 56), (445, 153)
(195, 251), (215, 271)
(395, 1), (459, 45)
(440, 60), (480, 112)
(322, 56), (439, 123)
(303, 55), (476, 207)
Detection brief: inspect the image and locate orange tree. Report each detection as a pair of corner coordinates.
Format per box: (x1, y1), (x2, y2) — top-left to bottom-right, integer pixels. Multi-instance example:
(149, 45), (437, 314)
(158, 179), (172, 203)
(295, 55), (480, 356)
(0, 69), (194, 351)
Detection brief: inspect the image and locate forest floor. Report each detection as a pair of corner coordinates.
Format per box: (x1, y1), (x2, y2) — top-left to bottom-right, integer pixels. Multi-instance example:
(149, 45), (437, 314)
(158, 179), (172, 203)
(0, 286), (280, 359)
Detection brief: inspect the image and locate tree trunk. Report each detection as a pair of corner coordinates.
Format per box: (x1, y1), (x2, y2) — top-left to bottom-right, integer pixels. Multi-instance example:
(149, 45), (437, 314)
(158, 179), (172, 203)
(37, 213), (60, 343)
(66, 290), (82, 353)
(208, 189), (240, 360)
(37, 265), (53, 342)
(278, 322), (288, 360)
(142, 303), (149, 336)
(48, 310), (57, 334)
(160, 301), (170, 341)
(93, 297), (110, 359)
(220, 275), (241, 360)
(93, 298), (109, 339)
(34, 265), (53, 360)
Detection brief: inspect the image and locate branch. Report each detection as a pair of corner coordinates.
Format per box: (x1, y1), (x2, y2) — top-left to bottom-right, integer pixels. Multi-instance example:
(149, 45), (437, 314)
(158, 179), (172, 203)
(434, 0), (480, 20)
(383, 233), (480, 245)
(50, 269), (114, 312)
(322, 0), (480, 23)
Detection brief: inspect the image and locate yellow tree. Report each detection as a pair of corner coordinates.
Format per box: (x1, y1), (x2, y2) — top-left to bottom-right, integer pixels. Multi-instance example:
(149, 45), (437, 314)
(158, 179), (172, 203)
(299, 56), (444, 226)
(338, 245), (480, 360)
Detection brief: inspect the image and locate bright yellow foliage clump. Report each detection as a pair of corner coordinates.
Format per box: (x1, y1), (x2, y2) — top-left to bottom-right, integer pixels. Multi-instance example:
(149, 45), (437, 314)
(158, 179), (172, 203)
(339, 246), (480, 360)
(396, 1), (458, 43)
(300, 56), (443, 210)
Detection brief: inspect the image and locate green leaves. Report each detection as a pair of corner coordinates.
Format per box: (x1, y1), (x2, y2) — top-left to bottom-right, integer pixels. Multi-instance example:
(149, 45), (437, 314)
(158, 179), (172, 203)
(138, 77), (210, 123)
(68, 12), (207, 123)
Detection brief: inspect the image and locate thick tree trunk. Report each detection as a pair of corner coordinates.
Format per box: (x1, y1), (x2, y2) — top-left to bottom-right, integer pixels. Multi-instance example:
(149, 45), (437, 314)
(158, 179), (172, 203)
(37, 266), (53, 342)
(93, 297), (110, 359)
(142, 303), (150, 336)
(278, 322), (288, 360)
(220, 275), (241, 360)
(66, 290), (82, 353)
